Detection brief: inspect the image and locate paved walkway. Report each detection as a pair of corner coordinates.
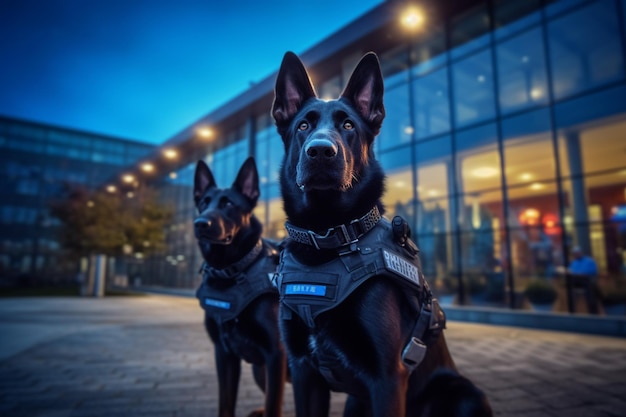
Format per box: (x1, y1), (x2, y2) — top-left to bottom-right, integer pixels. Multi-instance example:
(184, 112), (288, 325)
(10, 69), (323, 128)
(0, 294), (625, 417)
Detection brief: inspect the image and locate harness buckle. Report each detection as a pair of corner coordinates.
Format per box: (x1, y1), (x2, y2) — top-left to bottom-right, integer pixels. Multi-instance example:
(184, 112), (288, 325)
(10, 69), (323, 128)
(307, 230), (321, 250)
(402, 337), (427, 372)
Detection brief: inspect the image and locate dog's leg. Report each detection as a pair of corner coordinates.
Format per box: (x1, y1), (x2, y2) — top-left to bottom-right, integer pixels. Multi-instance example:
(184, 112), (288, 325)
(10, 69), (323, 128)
(291, 358), (330, 417)
(215, 343), (242, 417)
(343, 395), (372, 417)
(206, 317), (241, 417)
(261, 350), (288, 417)
(369, 368), (410, 417)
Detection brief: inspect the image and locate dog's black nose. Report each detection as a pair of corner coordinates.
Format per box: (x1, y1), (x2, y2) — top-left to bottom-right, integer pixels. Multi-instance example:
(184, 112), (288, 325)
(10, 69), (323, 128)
(194, 218), (212, 236)
(305, 138), (337, 159)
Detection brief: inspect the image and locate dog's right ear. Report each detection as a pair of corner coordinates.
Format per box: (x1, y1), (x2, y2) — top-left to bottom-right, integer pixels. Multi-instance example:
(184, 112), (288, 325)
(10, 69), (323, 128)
(272, 51), (317, 134)
(233, 156), (260, 206)
(194, 160), (216, 205)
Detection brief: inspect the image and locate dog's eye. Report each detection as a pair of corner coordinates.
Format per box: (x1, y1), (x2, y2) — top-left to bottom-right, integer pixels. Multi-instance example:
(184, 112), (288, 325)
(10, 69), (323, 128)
(343, 121), (354, 130)
(298, 122), (309, 131)
(220, 199), (233, 209)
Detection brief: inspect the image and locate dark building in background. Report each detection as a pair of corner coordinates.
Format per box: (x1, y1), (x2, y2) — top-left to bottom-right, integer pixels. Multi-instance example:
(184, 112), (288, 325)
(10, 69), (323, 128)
(103, 0), (626, 315)
(0, 115), (156, 284)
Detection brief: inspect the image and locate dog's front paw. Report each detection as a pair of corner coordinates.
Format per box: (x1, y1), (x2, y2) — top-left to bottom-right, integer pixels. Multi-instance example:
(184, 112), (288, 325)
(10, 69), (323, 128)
(246, 408), (264, 417)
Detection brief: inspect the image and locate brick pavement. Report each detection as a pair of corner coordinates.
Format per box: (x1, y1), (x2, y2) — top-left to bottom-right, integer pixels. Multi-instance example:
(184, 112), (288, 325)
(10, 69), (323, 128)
(0, 294), (625, 417)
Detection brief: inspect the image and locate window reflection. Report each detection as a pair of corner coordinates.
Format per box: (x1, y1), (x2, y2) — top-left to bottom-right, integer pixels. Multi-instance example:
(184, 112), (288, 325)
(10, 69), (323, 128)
(452, 50), (496, 127)
(559, 116), (626, 177)
(377, 85), (411, 151)
(497, 28), (548, 114)
(455, 123), (503, 231)
(459, 228), (507, 306)
(380, 145), (413, 222)
(502, 108), (555, 187)
(413, 67), (450, 139)
(548, 0), (625, 100)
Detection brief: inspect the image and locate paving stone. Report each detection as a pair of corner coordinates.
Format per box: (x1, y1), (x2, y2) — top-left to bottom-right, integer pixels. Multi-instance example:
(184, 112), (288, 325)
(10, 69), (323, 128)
(0, 295), (624, 417)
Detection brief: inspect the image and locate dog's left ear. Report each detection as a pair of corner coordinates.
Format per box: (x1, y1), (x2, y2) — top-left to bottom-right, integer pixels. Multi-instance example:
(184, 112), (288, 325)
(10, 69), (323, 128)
(233, 156), (260, 206)
(272, 51), (317, 135)
(341, 52), (385, 135)
(194, 160), (216, 205)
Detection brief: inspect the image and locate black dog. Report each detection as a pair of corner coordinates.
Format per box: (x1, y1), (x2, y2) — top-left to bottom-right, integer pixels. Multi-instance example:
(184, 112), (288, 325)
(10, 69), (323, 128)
(193, 157), (287, 417)
(271, 52), (492, 417)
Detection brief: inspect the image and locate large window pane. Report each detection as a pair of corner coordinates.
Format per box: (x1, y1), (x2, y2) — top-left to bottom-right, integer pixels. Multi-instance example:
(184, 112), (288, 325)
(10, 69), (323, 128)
(413, 67), (450, 139)
(558, 114), (626, 177)
(380, 145), (413, 222)
(411, 27), (447, 76)
(502, 108), (554, 186)
(455, 123), (503, 231)
(548, 0), (625, 100)
(452, 50), (496, 127)
(497, 28), (548, 114)
(459, 228), (507, 306)
(377, 85), (411, 151)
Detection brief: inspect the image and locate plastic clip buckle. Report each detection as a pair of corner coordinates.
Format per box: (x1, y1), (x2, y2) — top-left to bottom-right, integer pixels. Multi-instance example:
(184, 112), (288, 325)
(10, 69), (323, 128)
(402, 337), (427, 372)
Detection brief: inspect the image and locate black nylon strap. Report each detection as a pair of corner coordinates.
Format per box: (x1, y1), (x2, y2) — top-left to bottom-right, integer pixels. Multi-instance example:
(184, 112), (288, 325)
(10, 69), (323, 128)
(200, 239), (264, 280)
(284, 206), (382, 250)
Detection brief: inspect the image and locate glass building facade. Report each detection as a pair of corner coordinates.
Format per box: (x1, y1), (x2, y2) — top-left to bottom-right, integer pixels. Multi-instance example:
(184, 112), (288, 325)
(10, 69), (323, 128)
(136, 0), (626, 316)
(0, 116), (155, 284)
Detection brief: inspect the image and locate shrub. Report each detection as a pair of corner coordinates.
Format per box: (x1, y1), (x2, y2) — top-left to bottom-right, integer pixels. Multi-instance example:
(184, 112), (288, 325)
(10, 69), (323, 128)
(524, 279), (557, 304)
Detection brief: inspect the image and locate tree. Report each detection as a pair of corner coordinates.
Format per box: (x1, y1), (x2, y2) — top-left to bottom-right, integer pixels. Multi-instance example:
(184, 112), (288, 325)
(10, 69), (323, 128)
(50, 186), (173, 258)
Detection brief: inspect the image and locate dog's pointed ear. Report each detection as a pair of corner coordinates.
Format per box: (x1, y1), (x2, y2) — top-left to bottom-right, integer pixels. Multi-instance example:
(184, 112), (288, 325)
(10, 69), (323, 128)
(341, 52), (385, 135)
(233, 156), (260, 205)
(272, 51), (317, 133)
(194, 160), (216, 204)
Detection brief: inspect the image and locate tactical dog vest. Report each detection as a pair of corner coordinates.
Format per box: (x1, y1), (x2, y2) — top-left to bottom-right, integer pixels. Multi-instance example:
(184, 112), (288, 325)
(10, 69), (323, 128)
(196, 240), (278, 324)
(274, 216), (446, 373)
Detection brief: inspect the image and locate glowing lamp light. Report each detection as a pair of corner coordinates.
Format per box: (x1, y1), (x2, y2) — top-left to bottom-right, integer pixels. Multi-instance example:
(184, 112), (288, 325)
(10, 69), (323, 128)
(543, 213), (560, 236)
(401, 7), (425, 30)
(169, 172), (178, 179)
(197, 127), (213, 139)
(141, 163), (155, 173)
(529, 182), (545, 191)
(519, 172), (532, 181)
(519, 208), (540, 226)
(163, 148), (178, 159)
(530, 88), (543, 100)
(472, 167), (498, 178)
(122, 174), (135, 183)
(106, 185), (117, 193)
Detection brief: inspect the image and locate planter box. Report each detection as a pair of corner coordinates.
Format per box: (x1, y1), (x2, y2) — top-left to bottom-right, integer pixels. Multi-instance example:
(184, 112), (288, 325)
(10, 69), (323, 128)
(604, 303), (626, 316)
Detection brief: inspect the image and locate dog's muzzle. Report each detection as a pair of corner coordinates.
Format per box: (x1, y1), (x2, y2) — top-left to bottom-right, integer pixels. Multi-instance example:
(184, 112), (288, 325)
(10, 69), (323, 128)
(305, 138), (337, 160)
(194, 218), (233, 244)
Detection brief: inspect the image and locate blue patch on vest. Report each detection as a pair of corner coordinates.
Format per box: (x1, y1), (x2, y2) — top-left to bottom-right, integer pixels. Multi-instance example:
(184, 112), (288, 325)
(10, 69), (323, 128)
(285, 284), (327, 297)
(204, 298), (231, 309)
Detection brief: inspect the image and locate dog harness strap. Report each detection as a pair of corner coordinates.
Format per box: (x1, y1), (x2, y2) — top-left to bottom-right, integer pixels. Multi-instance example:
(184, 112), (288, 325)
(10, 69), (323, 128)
(276, 218), (424, 327)
(200, 239), (264, 279)
(196, 240), (279, 323)
(284, 206), (382, 250)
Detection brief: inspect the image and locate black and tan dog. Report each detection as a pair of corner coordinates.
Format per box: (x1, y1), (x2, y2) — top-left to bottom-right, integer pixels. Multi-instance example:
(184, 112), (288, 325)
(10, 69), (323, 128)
(193, 157), (287, 417)
(271, 52), (492, 417)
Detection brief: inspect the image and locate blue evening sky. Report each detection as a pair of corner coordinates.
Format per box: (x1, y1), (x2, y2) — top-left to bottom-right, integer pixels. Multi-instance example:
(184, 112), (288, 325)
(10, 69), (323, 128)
(0, 0), (383, 144)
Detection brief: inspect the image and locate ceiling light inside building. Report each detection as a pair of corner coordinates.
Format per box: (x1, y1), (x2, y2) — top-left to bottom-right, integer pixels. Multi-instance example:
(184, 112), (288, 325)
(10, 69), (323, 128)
(472, 167), (498, 178)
